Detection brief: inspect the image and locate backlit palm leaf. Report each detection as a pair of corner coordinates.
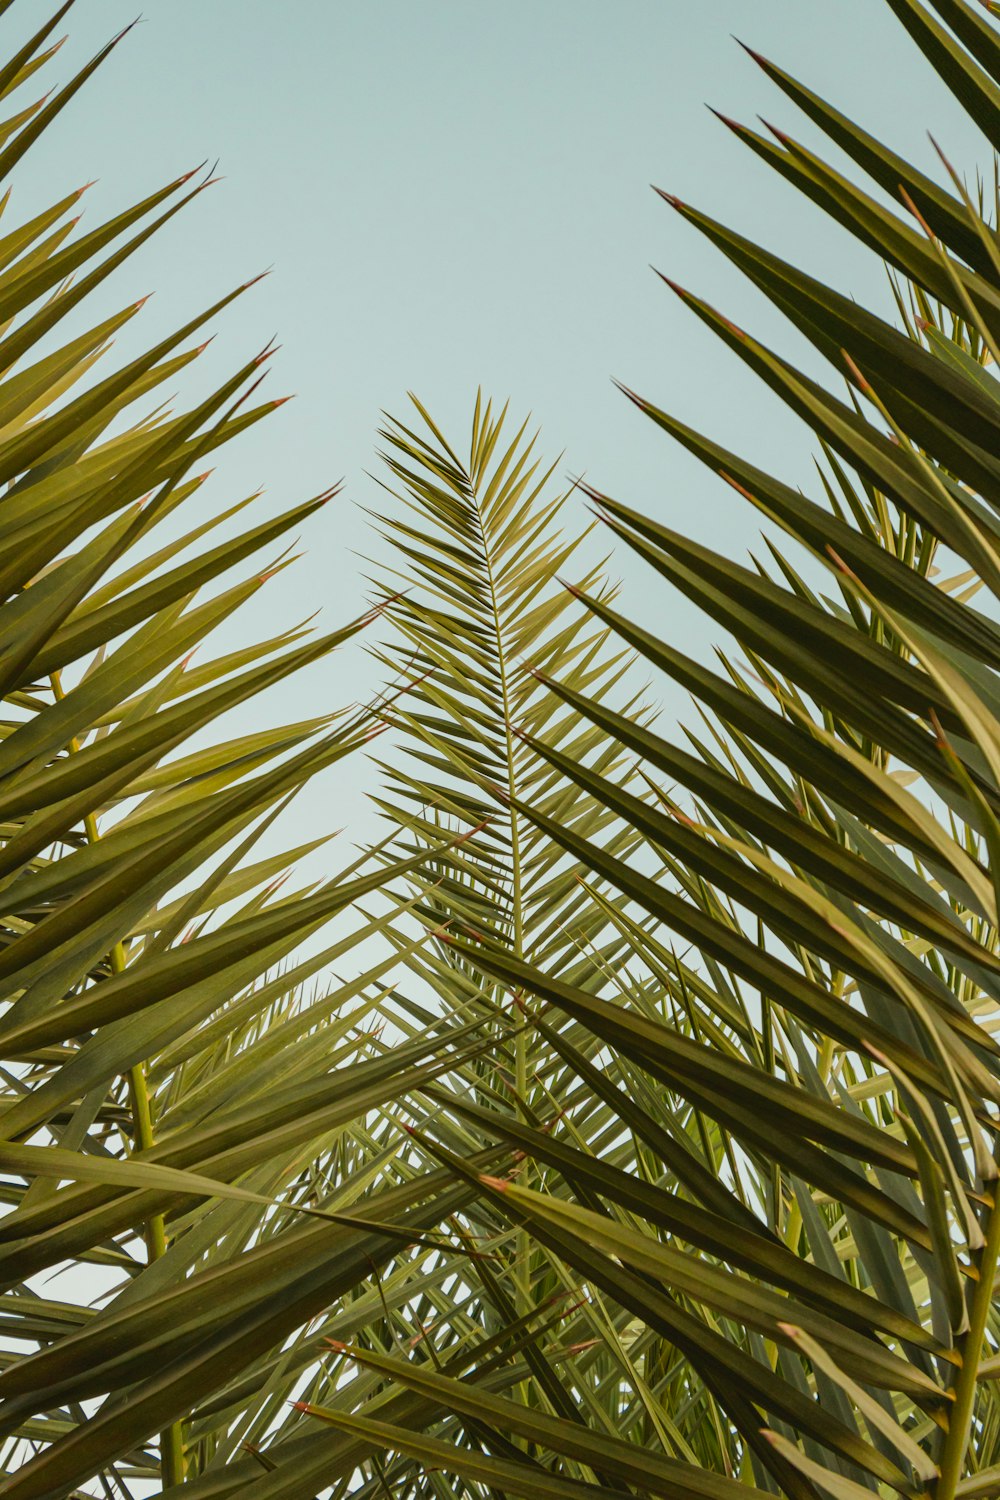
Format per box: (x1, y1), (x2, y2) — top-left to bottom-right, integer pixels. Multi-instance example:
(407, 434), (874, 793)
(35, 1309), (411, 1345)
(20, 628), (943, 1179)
(301, 6), (1000, 1500)
(0, 7), (467, 1494)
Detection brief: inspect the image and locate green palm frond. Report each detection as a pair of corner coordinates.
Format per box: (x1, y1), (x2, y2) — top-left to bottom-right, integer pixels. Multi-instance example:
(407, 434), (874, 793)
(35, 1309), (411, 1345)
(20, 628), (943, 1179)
(279, 397), (751, 1493)
(0, 7), (470, 1494)
(17, 1), (1000, 1497)
(363, 394), (658, 1170)
(293, 6), (1000, 1500)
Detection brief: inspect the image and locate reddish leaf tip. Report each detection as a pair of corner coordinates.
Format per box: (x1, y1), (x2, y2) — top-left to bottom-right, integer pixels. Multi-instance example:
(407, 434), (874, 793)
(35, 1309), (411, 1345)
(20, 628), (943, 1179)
(840, 348), (872, 394)
(897, 183), (935, 240)
(653, 270), (693, 303)
(480, 1174), (510, 1192)
(718, 469), (754, 503)
(707, 106), (744, 133)
(735, 38), (768, 67)
(612, 378), (647, 411)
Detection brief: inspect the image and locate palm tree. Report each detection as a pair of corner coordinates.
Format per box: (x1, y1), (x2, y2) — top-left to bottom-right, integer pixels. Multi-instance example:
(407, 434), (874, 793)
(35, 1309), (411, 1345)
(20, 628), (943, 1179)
(9, 3), (1000, 1499)
(0, 7), (472, 1495)
(287, 5), (1000, 1500)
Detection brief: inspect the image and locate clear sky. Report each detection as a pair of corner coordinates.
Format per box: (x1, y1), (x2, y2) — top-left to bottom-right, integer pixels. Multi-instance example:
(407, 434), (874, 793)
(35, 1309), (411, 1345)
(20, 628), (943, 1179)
(10, 0), (993, 869)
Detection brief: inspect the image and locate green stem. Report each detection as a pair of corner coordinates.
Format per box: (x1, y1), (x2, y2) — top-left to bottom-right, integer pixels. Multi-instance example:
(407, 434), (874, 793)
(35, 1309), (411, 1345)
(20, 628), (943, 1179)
(936, 1180), (1000, 1499)
(51, 674), (184, 1487)
(475, 483), (530, 1317)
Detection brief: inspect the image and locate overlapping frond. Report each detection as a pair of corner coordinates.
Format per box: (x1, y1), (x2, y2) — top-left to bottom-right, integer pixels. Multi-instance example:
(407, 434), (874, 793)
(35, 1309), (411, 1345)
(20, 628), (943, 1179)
(0, 7), (469, 1494)
(287, 5), (1000, 1500)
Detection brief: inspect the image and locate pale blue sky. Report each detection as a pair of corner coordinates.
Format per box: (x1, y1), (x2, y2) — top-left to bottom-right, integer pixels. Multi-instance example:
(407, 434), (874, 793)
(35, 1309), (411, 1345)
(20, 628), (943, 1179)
(11, 0), (992, 860)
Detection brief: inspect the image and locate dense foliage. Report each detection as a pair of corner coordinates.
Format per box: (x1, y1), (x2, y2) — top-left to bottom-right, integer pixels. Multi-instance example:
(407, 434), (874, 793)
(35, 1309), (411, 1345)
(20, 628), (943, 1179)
(6, 3), (1000, 1499)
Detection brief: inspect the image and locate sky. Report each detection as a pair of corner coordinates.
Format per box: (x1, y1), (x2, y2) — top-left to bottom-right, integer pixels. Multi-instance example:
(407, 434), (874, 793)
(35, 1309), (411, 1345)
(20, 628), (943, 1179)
(9, 0), (995, 874)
